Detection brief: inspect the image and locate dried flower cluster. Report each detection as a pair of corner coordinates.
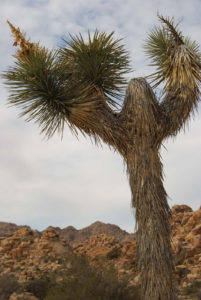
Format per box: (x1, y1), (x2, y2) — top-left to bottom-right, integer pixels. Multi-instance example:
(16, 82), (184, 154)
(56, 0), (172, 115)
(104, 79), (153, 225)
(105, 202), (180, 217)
(7, 21), (39, 58)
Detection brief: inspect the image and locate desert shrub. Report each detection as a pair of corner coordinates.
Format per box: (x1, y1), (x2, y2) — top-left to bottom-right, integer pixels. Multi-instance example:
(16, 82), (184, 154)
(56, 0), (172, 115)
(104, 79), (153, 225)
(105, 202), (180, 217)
(45, 254), (140, 300)
(183, 281), (201, 297)
(197, 293), (201, 300)
(106, 247), (121, 260)
(0, 273), (20, 300)
(25, 277), (53, 300)
(176, 266), (190, 278)
(187, 258), (194, 264)
(21, 254), (139, 300)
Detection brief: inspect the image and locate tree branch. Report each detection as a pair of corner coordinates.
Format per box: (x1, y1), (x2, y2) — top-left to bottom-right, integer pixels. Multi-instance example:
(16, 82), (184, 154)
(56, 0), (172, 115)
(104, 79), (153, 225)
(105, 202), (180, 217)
(118, 78), (161, 148)
(158, 45), (200, 139)
(68, 96), (129, 156)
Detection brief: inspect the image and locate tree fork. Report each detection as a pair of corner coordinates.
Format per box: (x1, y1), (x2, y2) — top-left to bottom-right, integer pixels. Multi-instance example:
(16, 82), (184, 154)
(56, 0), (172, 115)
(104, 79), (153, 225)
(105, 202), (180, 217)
(120, 79), (177, 299)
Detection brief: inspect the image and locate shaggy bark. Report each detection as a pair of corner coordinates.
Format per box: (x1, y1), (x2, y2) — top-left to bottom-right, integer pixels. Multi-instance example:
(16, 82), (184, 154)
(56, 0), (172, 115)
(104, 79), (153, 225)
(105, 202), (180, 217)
(120, 78), (177, 299)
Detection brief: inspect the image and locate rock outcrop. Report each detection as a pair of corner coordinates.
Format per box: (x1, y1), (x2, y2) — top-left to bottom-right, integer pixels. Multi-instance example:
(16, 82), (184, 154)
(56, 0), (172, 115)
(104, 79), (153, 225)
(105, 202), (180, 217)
(0, 205), (201, 299)
(0, 226), (72, 283)
(9, 292), (39, 300)
(72, 205), (201, 297)
(0, 222), (25, 237)
(170, 205), (201, 296)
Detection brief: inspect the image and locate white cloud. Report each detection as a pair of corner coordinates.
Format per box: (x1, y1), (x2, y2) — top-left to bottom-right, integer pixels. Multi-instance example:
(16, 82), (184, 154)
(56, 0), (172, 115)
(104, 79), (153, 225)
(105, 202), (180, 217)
(0, 0), (200, 233)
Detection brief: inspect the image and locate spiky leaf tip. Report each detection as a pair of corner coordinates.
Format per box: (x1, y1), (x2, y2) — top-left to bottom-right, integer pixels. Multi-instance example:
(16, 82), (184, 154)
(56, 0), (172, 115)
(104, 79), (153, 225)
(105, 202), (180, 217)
(144, 15), (201, 87)
(3, 49), (74, 137)
(59, 30), (132, 107)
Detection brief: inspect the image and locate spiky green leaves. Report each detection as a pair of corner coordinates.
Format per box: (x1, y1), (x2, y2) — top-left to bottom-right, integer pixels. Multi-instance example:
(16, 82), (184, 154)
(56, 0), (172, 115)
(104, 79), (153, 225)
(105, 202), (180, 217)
(3, 48), (87, 137)
(144, 15), (201, 88)
(4, 26), (131, 138)
(59, 31), (132, 106)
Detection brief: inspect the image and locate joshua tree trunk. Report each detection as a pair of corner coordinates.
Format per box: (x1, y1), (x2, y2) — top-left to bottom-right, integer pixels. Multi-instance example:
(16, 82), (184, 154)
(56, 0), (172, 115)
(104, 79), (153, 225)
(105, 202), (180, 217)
(117, 78), (177, 299)
(127, 150), (175, 299)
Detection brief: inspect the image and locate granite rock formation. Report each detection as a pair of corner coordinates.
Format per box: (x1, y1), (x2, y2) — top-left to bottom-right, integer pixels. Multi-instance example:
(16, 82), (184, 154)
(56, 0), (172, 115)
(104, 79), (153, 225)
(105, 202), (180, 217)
(0, 205), (201, 299)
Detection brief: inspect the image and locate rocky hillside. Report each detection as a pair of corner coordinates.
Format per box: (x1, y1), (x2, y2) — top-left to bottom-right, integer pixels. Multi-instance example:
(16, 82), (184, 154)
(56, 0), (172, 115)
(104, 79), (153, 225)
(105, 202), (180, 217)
(0, 205), (201, 299)
(0, 222), (25, 237)
(59, 221), (135, 243)
(0, 220), (134, 244)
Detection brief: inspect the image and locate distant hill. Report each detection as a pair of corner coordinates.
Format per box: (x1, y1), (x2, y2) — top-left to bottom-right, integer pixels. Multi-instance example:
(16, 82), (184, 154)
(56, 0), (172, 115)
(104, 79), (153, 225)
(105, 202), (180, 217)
(0, 220), (135, 243)
(0, 222), (25, 237)
(59, 221), (136, 243)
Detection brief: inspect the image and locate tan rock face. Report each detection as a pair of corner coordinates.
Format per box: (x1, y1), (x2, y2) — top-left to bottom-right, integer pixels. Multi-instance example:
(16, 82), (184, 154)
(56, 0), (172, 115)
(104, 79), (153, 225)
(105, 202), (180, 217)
(171, 205), (193, 214)
(0, 227), (33, 259)
(0, 226), (72, 282)
(41, 227), (59, 241)
(73, 234), (120, 261)
(169, 205), (201, 296)
(9, 292), (39, 300)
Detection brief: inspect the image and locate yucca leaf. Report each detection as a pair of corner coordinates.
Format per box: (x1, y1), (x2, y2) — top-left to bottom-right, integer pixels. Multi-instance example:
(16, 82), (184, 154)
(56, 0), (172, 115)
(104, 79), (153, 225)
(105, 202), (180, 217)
(3, 48), (93, 138)
(59, 31), (132, 107)
(144, 15), (201, 87)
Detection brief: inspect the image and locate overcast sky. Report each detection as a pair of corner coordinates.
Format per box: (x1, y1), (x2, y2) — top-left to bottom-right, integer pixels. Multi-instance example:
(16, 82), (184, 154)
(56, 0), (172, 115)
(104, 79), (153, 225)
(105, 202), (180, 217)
(0, 0), (200, 233)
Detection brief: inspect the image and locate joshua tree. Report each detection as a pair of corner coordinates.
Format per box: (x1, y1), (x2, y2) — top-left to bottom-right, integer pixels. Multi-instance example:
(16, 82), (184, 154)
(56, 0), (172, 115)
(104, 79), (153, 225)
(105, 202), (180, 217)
(4, 16), (200, 300)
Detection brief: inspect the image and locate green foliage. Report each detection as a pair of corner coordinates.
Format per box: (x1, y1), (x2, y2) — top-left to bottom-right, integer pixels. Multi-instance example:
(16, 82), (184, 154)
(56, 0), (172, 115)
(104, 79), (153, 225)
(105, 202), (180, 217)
(0, 273), (21, 300)
(0, 254), (139, 300)
(3, 27), (131, 138)
(144, 15), (201, 87)
(183, 281), (201, 297)
(0, 256), (138, 300)
(106, 246), (122, 260)
(3, 48), (82, 137)
(59, 31), (132, 106)
(24, 276), (53, 300)
(43, 254), (139, 300)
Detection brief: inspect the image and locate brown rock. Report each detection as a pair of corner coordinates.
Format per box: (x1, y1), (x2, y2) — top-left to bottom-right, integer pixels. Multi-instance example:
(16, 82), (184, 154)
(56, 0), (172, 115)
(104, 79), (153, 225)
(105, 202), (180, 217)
(0, 222), (25, 237)
(41, 227), (59, 241)
(121, 241), (137, 260)
(192, 224), (201, 235)
(9, 292), (39, 300)
(171, 205), (193, 214)
(0, 204), (201, 299)
(14, 227), (33, 237)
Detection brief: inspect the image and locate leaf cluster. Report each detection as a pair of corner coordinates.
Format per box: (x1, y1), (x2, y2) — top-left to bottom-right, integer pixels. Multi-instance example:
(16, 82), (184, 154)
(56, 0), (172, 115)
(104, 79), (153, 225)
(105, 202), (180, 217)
(144, 15), (201, 87)
(3, 48), (80, 137)
(3, 25), (131, 138)
(59, 31), (132, 106)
